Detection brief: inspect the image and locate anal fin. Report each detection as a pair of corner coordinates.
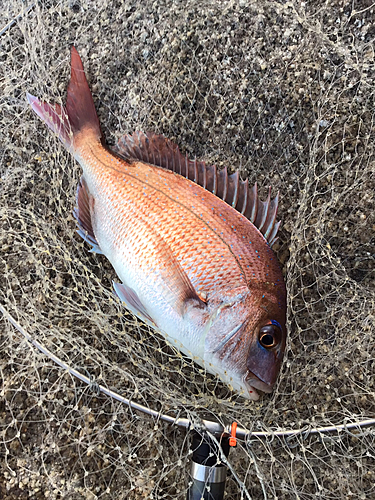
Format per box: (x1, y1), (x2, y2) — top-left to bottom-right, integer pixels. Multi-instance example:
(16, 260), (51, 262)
(113, 281), (157, 328)
(73, 178), (103, 254)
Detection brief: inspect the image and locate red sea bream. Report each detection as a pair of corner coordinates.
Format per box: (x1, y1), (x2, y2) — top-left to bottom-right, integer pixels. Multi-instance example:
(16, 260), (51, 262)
(27, 46), (287, 400)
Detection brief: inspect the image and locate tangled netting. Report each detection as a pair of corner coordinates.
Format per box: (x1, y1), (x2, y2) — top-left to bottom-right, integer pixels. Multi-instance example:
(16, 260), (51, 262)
(1, 1), (374, 498)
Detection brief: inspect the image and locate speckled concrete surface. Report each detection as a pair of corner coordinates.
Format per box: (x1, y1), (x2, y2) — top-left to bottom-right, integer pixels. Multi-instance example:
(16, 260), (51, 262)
(0, 1), (374, 499)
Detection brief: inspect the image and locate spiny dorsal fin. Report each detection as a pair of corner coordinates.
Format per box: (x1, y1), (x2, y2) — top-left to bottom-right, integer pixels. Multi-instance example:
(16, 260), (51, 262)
(113, 131), (281, 247)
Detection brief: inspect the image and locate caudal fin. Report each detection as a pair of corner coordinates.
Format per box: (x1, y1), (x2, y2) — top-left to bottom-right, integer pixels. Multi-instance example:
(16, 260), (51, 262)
(27, 46), (101, 152)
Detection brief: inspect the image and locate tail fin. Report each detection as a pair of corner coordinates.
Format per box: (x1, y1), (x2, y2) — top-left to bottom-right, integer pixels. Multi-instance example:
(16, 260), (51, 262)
(27, 46), (101, 152)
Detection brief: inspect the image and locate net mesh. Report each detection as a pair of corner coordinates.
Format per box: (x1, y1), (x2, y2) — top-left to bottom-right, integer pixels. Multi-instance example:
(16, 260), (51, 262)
(1, 0), (374, 498)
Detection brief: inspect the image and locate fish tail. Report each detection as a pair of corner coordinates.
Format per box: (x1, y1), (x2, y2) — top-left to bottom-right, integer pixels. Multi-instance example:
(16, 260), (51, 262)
(26, 46), (101, 153)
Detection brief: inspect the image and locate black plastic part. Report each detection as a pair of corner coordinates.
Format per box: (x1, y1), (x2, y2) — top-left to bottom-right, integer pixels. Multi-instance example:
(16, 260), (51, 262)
(187, 431), (231, 500)
(191, 432), (230, 466)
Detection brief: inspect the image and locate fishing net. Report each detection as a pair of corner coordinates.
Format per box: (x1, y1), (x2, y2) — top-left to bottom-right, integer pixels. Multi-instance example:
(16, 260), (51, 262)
(1, 0), (374, 498)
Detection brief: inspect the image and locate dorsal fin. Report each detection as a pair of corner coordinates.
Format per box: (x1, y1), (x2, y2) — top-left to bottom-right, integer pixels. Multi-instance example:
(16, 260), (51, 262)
(113, 131), (281, 247)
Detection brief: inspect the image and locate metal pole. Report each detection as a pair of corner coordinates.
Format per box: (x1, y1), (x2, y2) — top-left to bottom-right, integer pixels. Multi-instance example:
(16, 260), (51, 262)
(187, 431), (231, 500)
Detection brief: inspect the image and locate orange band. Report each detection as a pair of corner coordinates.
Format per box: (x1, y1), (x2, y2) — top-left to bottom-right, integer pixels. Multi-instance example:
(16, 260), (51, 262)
(229, 422), (238, 447)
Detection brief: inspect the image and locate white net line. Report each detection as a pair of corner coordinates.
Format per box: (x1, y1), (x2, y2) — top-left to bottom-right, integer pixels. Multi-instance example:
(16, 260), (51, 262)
(1, 0), (374, 498)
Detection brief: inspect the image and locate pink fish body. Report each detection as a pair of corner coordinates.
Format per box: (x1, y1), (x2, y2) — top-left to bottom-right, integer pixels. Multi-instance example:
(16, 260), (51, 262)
(27, 47), (287, 400)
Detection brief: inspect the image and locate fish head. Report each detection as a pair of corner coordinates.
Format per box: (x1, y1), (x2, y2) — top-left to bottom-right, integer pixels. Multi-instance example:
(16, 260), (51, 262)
(244, 320), (286, 395)
(207, 282), (286, 400)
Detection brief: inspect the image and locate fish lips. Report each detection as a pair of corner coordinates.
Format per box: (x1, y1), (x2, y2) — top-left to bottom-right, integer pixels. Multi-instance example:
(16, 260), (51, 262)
(245, 327), (286, 394)
(244, 373), (274, 395)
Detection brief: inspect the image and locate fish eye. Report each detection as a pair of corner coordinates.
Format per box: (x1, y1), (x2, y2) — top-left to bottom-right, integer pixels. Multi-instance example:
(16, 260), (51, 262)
(259, 324), (282, 349)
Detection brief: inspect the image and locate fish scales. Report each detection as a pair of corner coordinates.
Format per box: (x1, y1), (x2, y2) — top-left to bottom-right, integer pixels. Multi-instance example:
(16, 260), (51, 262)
(27, 46), (287, 400)
(79, 138), (275, 294)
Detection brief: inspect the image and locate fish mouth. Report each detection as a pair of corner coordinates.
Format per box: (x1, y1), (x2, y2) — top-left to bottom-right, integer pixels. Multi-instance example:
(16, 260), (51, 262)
(244, 372), (274, 397)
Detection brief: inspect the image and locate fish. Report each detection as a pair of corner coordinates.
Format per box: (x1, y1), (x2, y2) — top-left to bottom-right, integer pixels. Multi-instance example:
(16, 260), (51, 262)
(26, 46), (287, 400)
